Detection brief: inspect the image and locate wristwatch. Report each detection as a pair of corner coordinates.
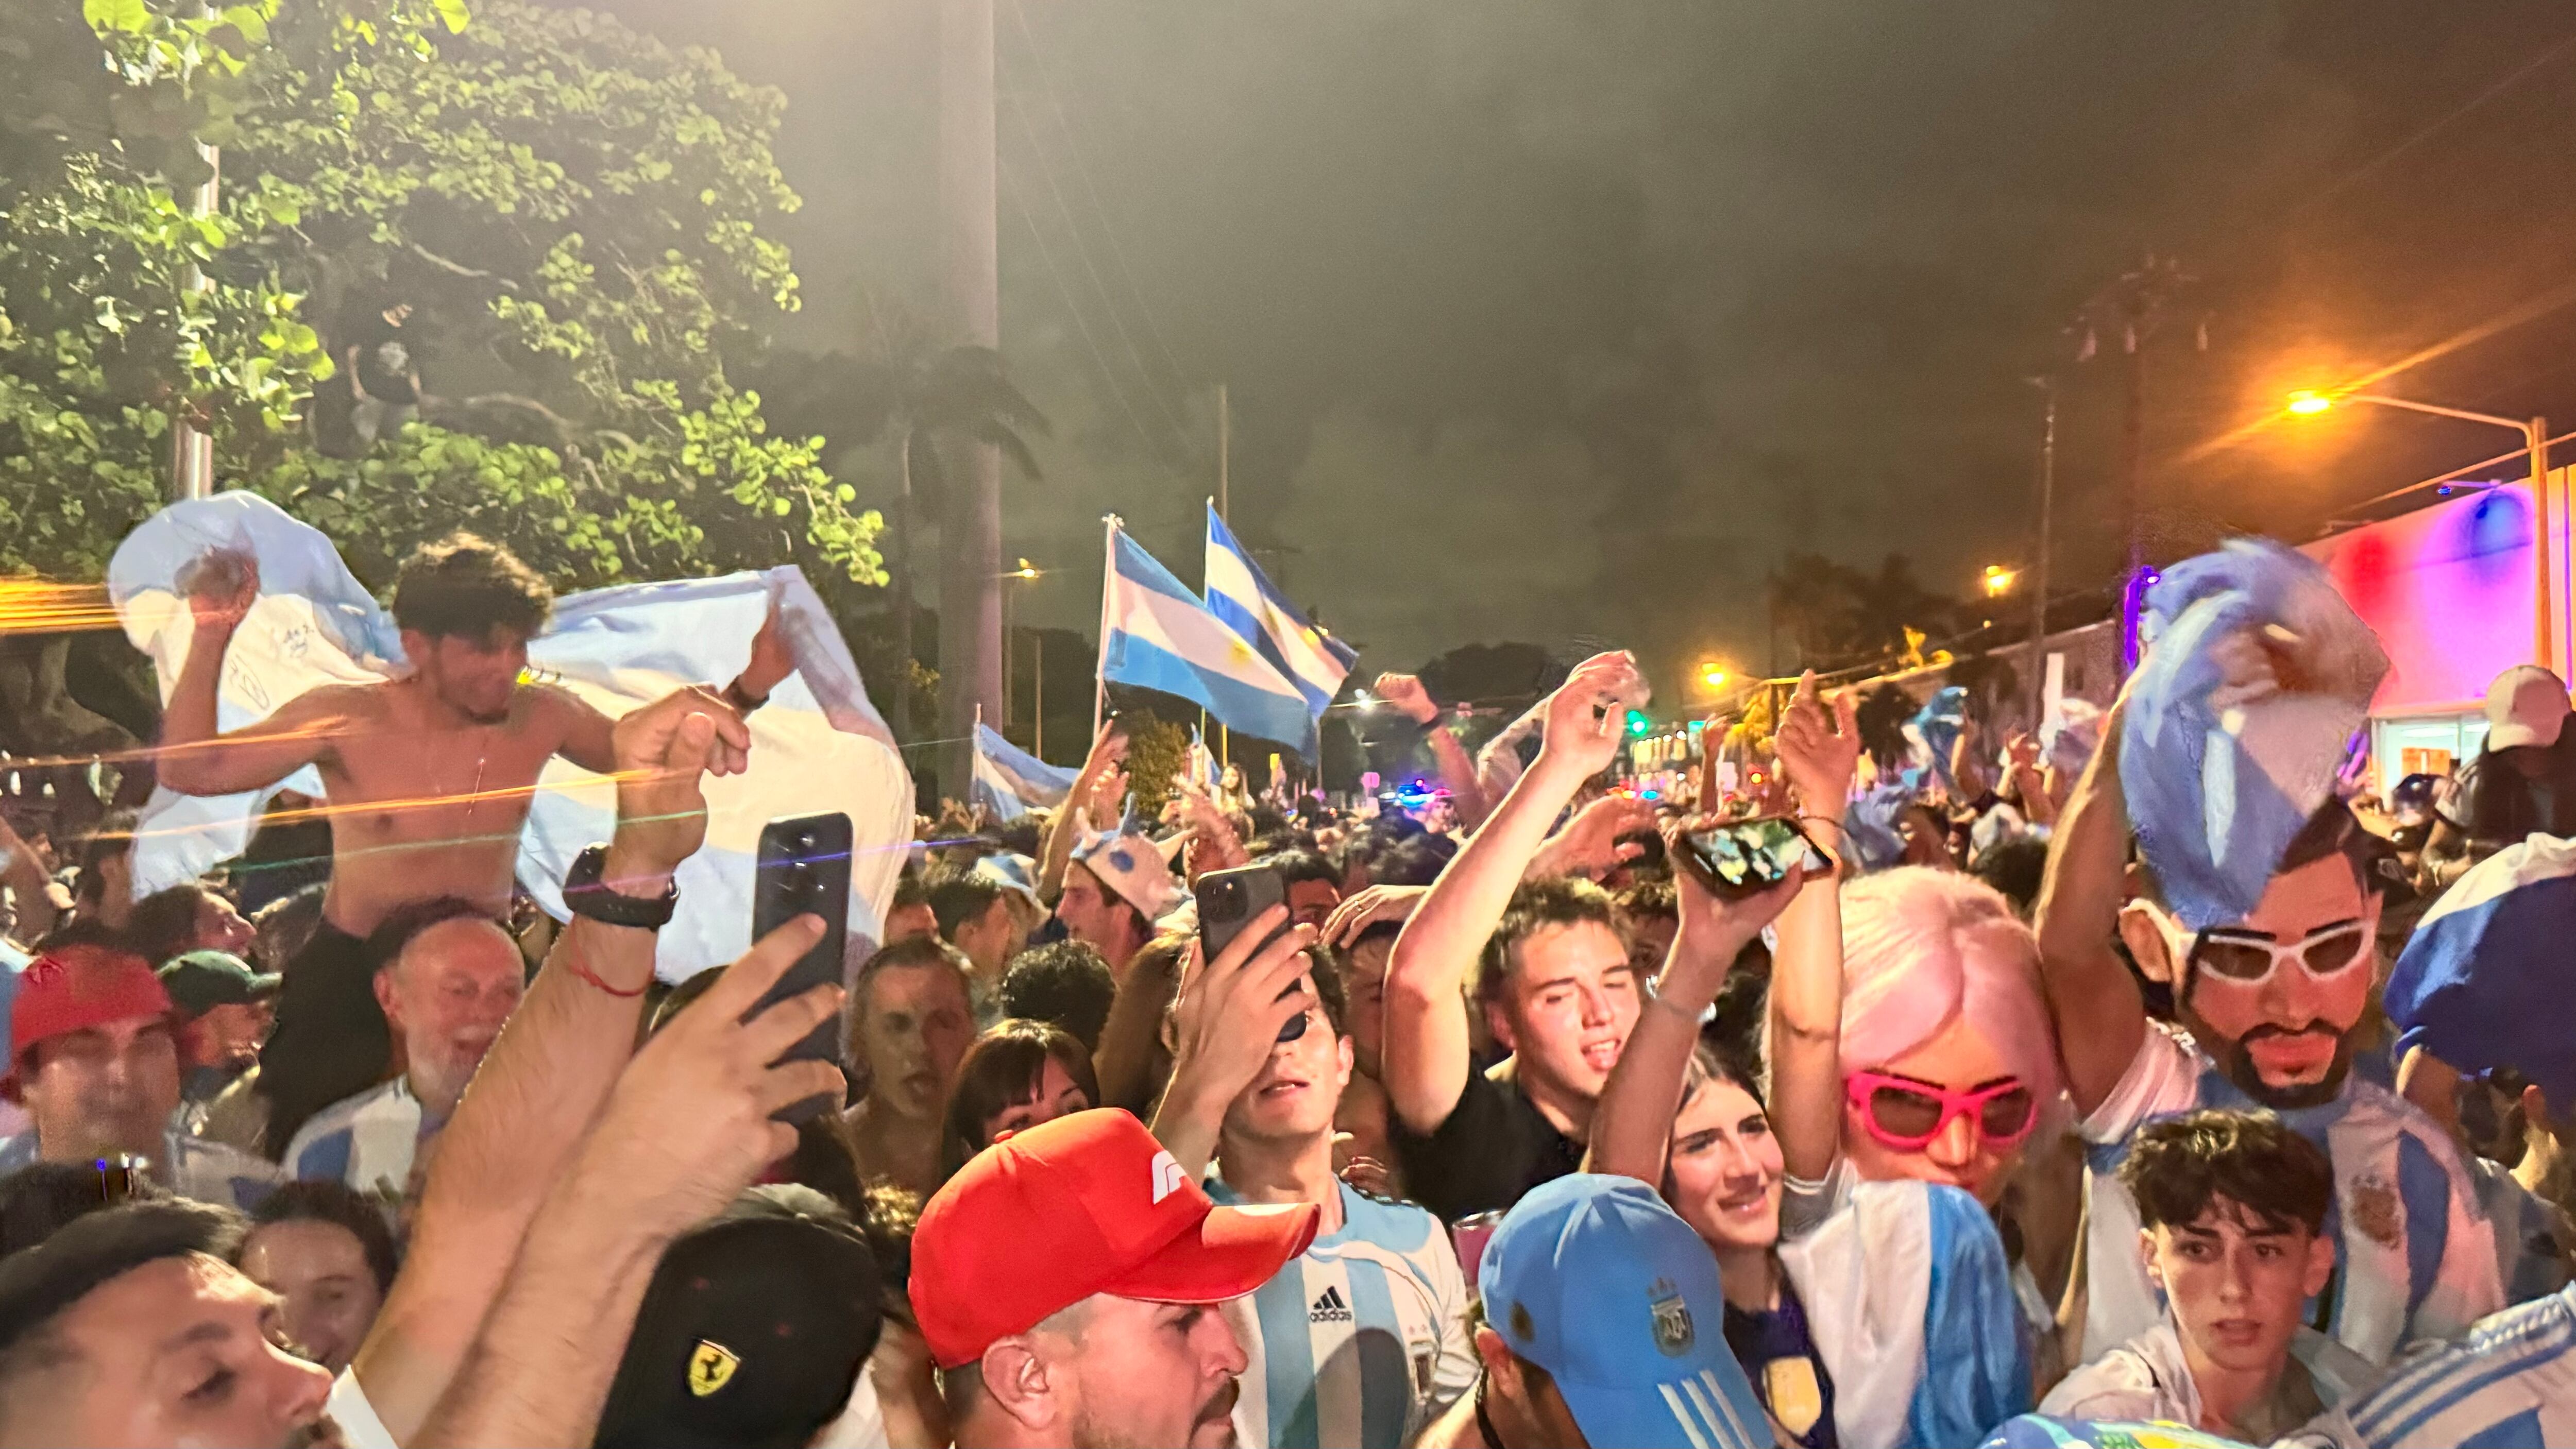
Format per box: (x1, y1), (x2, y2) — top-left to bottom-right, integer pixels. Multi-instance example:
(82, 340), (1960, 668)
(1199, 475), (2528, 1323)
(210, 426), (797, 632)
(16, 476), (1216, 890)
(561, 843), (678, 930)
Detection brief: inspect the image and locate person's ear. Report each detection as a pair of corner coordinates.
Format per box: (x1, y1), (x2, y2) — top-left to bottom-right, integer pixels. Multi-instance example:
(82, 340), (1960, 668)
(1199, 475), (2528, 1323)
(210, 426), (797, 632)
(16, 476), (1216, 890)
(2302, 1232), (2337, 1299)
(1333, 1032), (1355, 1091)
(2117, 902), (2179, 986)
(2138, 1230), (2165, 1293)
(371, 968), (402, 1026)
(1483, 997), (1519, 1054)
(977, 1337), (1057, 1431)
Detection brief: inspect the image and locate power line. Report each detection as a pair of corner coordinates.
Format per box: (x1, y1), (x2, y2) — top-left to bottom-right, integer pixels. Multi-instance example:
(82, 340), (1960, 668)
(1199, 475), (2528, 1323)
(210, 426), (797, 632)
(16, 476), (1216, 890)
(998, 152), (1192, 473)
(2280, 27), (2576, 223)
(1003, 0), (1200, 396)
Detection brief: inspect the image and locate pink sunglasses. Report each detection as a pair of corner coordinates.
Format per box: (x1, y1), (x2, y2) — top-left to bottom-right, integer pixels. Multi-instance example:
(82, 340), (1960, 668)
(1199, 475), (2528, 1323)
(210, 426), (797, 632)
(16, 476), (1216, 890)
(1843, 1070), (2038, 1153)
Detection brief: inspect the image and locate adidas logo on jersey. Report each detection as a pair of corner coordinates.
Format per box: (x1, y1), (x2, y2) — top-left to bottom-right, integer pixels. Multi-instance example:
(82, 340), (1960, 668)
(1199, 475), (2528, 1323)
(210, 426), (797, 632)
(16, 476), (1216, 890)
(1309, 1286), (1352, 1324)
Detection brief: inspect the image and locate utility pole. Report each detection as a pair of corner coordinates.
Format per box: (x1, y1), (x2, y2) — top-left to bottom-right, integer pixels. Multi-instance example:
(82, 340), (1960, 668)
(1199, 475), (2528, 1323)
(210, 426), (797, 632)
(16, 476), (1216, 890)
(2074, 253), (2196, 675)
(936, 0), (1003, 798)
(171, 122), (218, 500)
(2026, 377), (2056, 727)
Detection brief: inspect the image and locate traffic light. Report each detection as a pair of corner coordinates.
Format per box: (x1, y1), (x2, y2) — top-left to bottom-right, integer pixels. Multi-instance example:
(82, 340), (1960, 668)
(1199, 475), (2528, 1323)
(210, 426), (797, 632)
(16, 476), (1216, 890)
(1624, 709), (1650, 737)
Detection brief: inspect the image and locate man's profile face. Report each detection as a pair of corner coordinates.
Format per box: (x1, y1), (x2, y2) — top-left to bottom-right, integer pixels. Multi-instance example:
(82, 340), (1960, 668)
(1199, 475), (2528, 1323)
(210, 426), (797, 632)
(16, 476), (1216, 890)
(193, 895), (257, 958)
(1055, 866), (1140, 965)
(377, 918), (523, 1107)
(2144, 1199), (2334, 1379)
(1284, 878), (1340, 931)
(1488, 922), (1638, 1102)
(1046, 1294), (1248, 1449)
(2172, 855), (2377, 1109)
(858, 964), (973, 1121)
(25, 1016), (181, 1161)
(409, 627), (529, 725)
(5, 1253), (332, 1448)
(190, 1002), (269, 1071)
(954, 895), (1019, 976)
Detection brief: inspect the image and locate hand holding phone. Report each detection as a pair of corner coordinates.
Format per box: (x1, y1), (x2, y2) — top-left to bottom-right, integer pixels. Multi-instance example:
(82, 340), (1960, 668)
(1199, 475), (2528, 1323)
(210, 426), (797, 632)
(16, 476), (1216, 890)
(751, 812), (853, 1122)
(1673, 814), (1829, 898)
(1195, 864), (1311, 1044)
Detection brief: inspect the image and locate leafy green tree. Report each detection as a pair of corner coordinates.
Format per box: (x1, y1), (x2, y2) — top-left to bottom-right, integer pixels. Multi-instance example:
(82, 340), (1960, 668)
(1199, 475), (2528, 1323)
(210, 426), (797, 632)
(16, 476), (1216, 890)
(0, 0), (882, 605)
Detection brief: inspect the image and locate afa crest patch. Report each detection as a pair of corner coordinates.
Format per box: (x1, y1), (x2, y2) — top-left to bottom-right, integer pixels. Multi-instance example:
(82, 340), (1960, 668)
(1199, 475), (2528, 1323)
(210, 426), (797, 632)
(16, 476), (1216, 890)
(1648, 1277), (1694, 1356)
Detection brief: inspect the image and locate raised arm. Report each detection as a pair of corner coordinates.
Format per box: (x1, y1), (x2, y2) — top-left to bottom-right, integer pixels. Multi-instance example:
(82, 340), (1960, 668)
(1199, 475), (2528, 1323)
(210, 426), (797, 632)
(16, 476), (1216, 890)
(1590, 860), (1799, 1183)
(2030, 700), (2145, 1117)
(1376, 674), (1491, 829)
(1382, 651), (1636, 1133)
(349, 691), (735, 1442)
(1150, 907), (1318, 1178)
(416, 918), (844, 1447)
(1039, 720), (1128, 903)
(156, 553), (345, 796)
(1765, 673), (1861, 1183)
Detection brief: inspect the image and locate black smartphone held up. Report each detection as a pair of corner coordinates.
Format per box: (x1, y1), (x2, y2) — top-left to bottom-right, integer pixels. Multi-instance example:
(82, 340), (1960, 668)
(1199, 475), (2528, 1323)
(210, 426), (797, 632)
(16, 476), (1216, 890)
(1675, 815), (1829, 898)
(752, 811), (853, 1122)
(1193, 863), (1308, 1044)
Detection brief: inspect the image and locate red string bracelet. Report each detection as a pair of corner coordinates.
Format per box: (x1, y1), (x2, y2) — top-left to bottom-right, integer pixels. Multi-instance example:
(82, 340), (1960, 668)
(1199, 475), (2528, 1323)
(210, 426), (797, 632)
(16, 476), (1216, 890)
(561, 930), (648, 998)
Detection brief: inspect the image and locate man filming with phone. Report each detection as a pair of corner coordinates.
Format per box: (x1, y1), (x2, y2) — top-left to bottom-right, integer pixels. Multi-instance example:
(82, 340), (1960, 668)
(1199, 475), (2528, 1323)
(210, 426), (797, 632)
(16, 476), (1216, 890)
(1382, 651), (1650, 1222)
(1153, 898), (1479, 1449)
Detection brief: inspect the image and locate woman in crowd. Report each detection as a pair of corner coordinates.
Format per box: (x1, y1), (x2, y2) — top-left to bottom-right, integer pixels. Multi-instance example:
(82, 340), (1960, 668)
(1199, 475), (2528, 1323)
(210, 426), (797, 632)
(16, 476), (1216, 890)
(936, 1017), (1099, 1182)
(235, 1180), (399, 1375)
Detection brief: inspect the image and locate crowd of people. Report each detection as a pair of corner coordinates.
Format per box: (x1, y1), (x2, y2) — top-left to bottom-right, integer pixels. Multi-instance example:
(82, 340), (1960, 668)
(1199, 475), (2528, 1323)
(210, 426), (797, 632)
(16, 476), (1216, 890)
(0, 526), (2570, 1449)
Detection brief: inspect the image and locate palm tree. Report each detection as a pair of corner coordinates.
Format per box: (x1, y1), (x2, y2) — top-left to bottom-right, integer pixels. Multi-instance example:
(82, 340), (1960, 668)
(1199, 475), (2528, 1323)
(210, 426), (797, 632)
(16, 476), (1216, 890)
(743, 308), (1046, 743)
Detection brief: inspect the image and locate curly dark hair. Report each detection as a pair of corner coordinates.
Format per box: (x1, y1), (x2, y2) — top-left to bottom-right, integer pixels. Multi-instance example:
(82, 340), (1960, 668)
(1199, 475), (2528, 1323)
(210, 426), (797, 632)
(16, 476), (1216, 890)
(388, 532), (551, 641)
(2117, 1109), (2332, 1237)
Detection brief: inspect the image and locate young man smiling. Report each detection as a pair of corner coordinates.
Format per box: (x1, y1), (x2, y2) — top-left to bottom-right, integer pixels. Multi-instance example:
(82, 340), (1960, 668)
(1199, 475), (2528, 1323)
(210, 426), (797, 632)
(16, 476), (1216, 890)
(1154, 904), (1477, 1449)
(2036, 705), (2502, 1366)
(1382, 652), (1647, 1222)
(2042, 1111), (2378, 1442)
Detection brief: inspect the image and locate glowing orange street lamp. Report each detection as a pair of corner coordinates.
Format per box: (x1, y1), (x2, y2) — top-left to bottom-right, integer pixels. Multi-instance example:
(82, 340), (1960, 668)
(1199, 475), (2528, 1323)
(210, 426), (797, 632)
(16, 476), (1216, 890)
(2286, 390), (2554, 672)
(1981, 564), (2018, 598)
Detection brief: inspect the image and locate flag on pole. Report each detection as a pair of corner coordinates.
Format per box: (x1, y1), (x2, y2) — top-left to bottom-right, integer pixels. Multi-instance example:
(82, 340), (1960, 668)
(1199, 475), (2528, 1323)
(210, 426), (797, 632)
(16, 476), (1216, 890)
(107, 491), (916, 980)
(1099, 521), (1317, 755)
(972, 722), (1076, 822)
(1203, 502), (1357, 715)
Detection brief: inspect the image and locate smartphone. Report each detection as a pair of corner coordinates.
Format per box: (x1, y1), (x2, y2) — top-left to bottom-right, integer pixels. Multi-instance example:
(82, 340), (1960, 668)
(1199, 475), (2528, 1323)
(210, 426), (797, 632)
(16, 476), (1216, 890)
(752, 811), (853, 1122)
(1674, 815), (1829, 897)
(1193, 863), (1308, 1044)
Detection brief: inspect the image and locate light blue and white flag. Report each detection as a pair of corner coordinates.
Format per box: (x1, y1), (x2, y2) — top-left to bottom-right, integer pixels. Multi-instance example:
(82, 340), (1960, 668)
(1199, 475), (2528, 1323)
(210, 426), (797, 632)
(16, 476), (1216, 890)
(2121, 538), (2387, 929)
(1101, 522), (1317, 755)
(108, 491), (914, 980)
(2387, 834), (2576, 1116)
(971, 722), (1075, 822)
(1204, 503), (1357, 716)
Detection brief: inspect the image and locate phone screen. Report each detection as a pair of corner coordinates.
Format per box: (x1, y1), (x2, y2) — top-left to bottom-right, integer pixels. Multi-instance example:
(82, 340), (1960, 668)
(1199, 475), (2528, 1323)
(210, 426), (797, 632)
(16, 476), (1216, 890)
(1681, 816), (1826, 891)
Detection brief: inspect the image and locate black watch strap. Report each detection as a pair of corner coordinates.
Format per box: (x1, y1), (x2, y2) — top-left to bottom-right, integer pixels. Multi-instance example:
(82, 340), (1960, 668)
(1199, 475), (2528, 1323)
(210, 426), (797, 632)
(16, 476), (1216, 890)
(562, 843), (678, 930)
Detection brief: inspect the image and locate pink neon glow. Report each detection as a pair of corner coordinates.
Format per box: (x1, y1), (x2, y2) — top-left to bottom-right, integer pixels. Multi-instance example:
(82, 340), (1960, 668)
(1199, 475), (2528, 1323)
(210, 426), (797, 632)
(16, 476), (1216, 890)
(2302, 483), (2537, 710)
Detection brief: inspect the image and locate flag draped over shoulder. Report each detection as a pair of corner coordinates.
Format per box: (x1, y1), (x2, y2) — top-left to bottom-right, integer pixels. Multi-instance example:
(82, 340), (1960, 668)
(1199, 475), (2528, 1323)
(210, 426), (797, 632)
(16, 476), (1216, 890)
(1202, 502), (1356, 715)
(972, 722), (1075, 822)
(2119, 539), (2388, 929)
(1099, 522), (1317, 756)
(107, 491), (914, 980)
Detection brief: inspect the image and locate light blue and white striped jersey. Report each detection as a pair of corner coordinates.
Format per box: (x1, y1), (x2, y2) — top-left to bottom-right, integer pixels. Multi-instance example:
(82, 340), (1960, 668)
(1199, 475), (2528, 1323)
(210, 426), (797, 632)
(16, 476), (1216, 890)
(1209, 1177), (1478, 1449)
(2075, 1022), (2502, 1367)
(2302, 1282), (2576, 1448)
(284, 1077), (431, 1207)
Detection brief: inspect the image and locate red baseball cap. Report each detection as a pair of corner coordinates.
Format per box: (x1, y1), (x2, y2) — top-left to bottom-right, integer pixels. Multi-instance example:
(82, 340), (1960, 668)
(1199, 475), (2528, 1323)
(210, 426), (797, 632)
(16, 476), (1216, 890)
(909, 1109), (1318, 1369)
(9, 946), (172, 1082)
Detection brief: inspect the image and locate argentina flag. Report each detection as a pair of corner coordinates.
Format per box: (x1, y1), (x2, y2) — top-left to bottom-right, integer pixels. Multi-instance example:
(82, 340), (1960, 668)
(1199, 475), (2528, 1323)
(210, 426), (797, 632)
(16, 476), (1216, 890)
(1203, 502), (1357, 716)
(2386, 834), (2576, 1113)
(1100, 520), (1318, 756)
(108, 491), (913, 980)
(971, 722), (1075, 822)
(2120, 539), (2388, 929)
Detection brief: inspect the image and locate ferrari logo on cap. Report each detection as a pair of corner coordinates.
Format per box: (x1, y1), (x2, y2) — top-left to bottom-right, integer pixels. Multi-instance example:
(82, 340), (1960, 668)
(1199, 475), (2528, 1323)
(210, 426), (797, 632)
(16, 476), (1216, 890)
(1648, 1278), (1694, 1356)
(688, 1340), (739, 1397)
(1150, 1149), (1188, 1204)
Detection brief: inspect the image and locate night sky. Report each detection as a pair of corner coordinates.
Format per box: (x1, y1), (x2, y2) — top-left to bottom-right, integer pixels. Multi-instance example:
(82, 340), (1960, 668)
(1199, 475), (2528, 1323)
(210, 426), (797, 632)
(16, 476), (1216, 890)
(583, 0), (2576, 698)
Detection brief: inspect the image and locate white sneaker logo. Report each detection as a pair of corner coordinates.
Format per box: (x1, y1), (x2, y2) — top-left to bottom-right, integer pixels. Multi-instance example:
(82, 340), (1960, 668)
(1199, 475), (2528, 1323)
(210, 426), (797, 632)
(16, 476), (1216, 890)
(1150, 1150), (1188, 1205)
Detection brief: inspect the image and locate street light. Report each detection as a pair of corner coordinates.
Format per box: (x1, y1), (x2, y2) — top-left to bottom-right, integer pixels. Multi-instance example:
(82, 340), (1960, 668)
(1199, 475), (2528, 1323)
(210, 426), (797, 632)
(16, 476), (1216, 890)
(1981, 565), (2018, 598)
(2286, 389), (2555, 672)
(1699, 662), (1729, 689)
(998, 559), (1046, 753)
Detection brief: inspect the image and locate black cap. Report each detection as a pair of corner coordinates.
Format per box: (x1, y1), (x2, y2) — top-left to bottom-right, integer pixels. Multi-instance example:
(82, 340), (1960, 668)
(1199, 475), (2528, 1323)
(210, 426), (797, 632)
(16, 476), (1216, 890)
(596, 1188), (884, 1449)
(155, 951), (280, 1017)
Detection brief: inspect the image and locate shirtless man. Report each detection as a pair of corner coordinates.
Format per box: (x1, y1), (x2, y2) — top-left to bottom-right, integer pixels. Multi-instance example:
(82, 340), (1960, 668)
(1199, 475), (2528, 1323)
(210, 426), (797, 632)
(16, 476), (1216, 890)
(160, 533), (781, 1153)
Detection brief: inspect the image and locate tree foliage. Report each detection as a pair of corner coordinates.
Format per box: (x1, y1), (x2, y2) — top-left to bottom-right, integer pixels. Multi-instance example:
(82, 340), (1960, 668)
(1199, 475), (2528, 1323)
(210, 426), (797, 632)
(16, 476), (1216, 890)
(0, 0), (881, 598)
(1764, 553), (1961, 671)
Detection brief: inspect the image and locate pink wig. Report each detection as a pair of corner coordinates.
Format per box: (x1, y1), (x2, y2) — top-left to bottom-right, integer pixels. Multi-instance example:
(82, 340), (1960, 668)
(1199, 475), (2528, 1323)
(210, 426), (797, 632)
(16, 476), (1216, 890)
(1836, 867), (2061, 1099)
